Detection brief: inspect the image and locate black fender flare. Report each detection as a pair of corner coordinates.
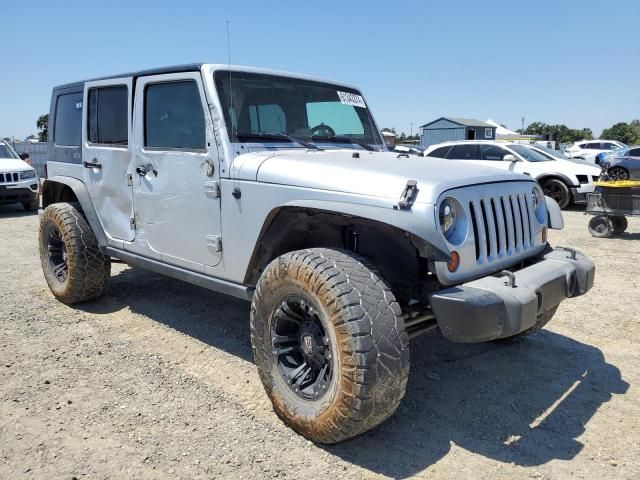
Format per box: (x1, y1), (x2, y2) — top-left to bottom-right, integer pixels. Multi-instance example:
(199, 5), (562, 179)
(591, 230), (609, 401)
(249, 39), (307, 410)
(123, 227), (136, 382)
(42, 176), (107, 246)
(243, 199), (451, 284)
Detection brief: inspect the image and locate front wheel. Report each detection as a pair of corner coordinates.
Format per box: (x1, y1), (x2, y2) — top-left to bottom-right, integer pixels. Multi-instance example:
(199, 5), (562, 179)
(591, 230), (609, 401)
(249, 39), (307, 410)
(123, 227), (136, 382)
(22, 197), (39, 211)
(39, 203), (111, 304)
(251, 248), (409, 444)
(542, 178), (571, 209)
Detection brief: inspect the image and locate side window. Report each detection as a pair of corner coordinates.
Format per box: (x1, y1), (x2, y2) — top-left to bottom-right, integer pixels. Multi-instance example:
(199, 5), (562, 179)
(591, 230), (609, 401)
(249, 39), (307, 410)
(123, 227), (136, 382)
(88, 86), (128, 145)
(249, 104), (286, 134)
(578, 143), (587, 149)
(586, 142), (601, 150)
(603, 142), (619, 150)
(447, 144), (479, 160)
(54, 92), (83, 146)
(628, 148), (640, 157)
(480, 144), (510, 161)
(144, 80), (205, 150)
(427, 146), (451, 158)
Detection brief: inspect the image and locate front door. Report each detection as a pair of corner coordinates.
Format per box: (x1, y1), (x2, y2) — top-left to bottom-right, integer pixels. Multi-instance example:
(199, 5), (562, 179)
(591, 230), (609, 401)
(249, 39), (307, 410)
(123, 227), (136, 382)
(82, 77), (135, 241)
(131, 72), (222, 269)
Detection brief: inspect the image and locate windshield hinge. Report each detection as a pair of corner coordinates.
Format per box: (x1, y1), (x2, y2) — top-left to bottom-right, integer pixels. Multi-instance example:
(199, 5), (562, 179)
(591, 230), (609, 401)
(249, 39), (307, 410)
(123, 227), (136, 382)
(398, 180), (418, 210)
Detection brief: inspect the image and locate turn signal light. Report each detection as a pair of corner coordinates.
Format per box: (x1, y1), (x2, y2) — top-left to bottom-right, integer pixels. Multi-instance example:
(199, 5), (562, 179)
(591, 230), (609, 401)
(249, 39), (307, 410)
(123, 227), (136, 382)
(447, 251), (460, 272)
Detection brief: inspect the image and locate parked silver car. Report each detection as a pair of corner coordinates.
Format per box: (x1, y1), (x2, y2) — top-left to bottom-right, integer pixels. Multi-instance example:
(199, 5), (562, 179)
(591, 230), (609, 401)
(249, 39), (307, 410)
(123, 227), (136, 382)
(601, 146), (640, 180)
(39, 63), (594, 443)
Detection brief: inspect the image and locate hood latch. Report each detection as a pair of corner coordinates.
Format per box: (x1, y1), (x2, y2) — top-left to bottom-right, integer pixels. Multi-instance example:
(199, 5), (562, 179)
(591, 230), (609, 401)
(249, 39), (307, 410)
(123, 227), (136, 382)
(398, 180), (418, 210)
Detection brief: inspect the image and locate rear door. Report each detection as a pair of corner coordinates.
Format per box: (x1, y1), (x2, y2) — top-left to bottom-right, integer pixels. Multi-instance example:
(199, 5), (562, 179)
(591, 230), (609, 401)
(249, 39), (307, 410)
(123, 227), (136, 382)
(82, 78), (134, 241)
(130, 72), (222, 269)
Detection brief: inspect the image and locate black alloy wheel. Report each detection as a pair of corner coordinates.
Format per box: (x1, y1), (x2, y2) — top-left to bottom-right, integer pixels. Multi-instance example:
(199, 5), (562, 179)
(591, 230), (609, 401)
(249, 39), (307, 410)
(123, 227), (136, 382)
(271, 295), (333, 401)
(542, 178), (571, 209)
(607, 167), (630, 181)
(46, 226), (68, 283)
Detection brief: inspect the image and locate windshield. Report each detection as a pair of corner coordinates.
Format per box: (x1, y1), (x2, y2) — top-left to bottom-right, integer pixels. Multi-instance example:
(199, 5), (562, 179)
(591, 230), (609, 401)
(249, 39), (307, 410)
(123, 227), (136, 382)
(0, 144), (18, 159)
(533, 144), (571, 160)
(214, 71), (383, 148)
(509, 144), (553, 162)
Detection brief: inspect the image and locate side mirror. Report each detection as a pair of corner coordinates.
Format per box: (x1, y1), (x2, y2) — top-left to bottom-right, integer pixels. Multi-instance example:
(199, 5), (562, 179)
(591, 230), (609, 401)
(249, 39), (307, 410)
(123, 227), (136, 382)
(19, 152), (29, 160)
(503, 154), (517, 162)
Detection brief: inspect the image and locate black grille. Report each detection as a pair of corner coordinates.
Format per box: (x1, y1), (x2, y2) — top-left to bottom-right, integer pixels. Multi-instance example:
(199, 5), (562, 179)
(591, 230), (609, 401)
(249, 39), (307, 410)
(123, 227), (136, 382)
(0, 172), (19, 183)
(469, 193), (534, 262)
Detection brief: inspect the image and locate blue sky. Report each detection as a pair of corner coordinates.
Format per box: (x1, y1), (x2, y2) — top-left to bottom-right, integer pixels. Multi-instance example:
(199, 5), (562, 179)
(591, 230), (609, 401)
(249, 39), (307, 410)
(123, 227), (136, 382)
(2, 0), (638, 139)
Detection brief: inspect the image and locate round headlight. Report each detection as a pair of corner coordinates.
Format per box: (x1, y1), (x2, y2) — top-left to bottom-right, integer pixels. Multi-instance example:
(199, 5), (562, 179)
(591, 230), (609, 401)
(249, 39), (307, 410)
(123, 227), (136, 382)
(439, 198), (457, 238)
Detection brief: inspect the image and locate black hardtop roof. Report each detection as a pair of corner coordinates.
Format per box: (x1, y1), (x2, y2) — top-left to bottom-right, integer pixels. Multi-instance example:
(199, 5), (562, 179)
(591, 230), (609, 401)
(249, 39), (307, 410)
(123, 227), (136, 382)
(53, 63), (204, 91)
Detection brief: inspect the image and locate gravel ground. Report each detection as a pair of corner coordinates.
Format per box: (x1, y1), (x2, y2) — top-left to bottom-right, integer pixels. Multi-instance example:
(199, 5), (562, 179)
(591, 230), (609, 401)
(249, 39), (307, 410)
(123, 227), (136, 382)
(1, 204), (639, 479)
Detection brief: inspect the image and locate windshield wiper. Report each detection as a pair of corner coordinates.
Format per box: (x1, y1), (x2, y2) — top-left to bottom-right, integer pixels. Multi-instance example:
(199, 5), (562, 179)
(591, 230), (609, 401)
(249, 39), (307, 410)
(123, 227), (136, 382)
(236, 132), (321, 150)
(312, 135), (375, 151)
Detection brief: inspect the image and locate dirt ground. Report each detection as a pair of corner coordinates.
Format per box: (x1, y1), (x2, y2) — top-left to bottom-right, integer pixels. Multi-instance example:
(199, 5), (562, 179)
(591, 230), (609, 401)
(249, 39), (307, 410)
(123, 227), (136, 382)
(1, 204), (639, 480)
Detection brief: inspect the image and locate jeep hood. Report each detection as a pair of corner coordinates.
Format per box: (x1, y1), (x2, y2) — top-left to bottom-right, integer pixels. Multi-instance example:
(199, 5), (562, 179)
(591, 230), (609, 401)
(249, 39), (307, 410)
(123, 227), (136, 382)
(0, 158), (32, 172)
(231, 149), (535, 204)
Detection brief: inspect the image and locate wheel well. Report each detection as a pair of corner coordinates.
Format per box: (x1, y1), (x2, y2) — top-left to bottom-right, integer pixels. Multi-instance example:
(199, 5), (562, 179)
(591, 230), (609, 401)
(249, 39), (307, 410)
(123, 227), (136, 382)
(243, 207), (429, 299)
(538, 175), (571, 186)
(42, 181), (79, 208)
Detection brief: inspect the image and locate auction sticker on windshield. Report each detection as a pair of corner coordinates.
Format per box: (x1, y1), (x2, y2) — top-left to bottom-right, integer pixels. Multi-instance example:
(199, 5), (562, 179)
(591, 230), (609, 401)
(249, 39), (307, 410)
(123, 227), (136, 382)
(337, 91), (367, 108)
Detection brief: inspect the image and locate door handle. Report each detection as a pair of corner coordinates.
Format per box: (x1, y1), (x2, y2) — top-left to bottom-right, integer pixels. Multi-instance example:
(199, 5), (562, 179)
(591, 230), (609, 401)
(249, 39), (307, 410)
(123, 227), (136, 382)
(83, 159), (102, 169)
(136, 165), (158, 177)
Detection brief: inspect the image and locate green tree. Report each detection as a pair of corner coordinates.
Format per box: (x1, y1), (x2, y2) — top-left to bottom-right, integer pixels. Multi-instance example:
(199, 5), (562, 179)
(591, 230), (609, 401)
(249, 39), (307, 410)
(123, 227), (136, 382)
(601, 120), (640, 144)
(37, 114), (48, 142)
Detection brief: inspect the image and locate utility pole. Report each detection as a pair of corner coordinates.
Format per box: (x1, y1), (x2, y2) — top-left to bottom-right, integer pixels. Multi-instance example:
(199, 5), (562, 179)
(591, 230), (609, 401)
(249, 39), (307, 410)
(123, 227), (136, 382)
(521, 116), (525, 133)
(410, 123), (413, 137)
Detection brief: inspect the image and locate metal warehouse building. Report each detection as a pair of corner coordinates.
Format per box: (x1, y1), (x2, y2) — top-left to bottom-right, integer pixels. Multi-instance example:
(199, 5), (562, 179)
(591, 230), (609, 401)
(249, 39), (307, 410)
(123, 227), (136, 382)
(420, 117), (496, 147)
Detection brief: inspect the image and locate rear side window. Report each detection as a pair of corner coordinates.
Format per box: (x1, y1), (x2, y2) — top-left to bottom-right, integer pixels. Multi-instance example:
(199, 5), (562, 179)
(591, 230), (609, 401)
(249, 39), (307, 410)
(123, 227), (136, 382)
(447, 144), (479, 160)
(586, 142), (601, 150)
(427, 146), (451, 158)
(88, 86), (128, 145)
(144, 81), (205, 150)
(54, 92), (83, 146)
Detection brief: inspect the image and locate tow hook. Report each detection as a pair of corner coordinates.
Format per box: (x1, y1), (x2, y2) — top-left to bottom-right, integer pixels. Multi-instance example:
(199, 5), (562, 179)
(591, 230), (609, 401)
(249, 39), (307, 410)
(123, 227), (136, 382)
(557, 246), (577, 260)
(498, 270), (517, 288)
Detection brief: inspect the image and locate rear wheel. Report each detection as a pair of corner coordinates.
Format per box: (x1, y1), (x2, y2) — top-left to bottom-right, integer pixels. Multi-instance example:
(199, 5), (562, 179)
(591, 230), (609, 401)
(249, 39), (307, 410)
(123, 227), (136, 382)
(610, 215), (628, 234)
(251, 248), (409, 444)
(607, 167), (629, 181)
(542, 178), (571, 209)
(39, 202), (111, 304)
(588, 215), (613, 238)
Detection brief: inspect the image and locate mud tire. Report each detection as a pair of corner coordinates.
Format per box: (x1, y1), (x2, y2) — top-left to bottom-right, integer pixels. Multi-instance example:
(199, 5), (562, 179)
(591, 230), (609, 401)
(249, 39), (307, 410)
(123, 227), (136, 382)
(250, 248), (409, 444)
(39, 202), (110, 304)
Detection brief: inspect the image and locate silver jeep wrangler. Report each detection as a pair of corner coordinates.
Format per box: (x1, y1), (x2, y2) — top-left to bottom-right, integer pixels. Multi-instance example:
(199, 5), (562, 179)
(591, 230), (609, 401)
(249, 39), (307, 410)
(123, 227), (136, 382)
(39, 63), (595, 443)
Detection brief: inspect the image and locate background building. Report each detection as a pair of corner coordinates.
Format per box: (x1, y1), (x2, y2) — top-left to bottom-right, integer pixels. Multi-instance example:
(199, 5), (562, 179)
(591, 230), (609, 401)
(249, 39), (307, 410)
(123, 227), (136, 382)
(419, 117), (496, 147)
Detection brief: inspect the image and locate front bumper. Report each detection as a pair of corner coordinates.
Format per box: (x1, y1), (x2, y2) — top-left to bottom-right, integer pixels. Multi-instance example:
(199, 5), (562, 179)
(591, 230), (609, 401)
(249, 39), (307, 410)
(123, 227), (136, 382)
(428, 248), (595, 343)
(0, 183), (38, 205)
(572, 183), (597, 204)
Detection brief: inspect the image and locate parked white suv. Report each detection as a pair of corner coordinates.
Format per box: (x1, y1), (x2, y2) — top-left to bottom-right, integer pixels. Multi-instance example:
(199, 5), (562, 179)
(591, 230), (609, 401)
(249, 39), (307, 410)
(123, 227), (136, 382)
(0, 141), (39, 211)
(424, 140), (601, 208)
(564, 140), (626, 163)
